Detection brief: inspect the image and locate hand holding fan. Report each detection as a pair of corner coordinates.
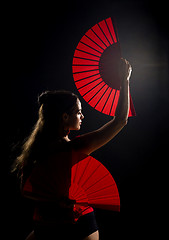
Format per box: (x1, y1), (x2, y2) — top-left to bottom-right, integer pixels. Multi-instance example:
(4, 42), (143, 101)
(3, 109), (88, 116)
(72, 17), (136, 116)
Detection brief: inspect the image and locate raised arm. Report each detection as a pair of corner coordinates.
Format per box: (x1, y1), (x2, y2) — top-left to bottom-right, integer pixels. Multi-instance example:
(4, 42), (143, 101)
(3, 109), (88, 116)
(70, 58), (132, 155)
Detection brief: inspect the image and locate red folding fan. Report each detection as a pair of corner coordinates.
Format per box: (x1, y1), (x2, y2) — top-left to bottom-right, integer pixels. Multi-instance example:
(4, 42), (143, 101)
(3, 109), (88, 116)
(69, 153), (120, 212)
(72, 17), (136, 116)
(23, 152), (120, 212)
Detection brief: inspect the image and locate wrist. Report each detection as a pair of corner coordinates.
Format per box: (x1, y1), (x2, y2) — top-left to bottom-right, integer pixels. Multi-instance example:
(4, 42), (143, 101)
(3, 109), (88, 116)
(120, 78), (129, 87)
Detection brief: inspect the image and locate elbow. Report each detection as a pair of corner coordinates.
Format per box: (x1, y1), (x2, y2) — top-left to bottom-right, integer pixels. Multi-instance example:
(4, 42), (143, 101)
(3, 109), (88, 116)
(120, 119), (128, 127)
(123, 119), (128, 126)
(114, 116), (128, 127)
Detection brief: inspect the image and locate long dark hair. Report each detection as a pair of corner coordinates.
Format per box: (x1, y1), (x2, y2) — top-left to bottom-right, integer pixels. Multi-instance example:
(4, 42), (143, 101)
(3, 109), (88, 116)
(12, 90), (79, 184)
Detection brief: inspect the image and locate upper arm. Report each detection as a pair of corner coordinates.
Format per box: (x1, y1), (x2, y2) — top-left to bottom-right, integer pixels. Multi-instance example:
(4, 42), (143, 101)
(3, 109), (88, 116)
(69, 117), (127, 155)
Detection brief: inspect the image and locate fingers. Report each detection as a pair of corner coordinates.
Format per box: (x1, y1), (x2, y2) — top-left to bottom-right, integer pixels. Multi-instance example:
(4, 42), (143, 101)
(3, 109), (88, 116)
(120, 58), (132, 81)
(121, 58), (132, 69)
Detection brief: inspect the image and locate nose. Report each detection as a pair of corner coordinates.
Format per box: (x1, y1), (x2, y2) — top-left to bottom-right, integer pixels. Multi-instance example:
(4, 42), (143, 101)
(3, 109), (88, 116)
(81, 113), (84, 119)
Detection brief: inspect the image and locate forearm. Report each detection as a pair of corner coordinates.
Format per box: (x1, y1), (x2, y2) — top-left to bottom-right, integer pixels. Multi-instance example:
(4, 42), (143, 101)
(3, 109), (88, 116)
(114, 79), (130, 122)
(95, 76), (130, 148)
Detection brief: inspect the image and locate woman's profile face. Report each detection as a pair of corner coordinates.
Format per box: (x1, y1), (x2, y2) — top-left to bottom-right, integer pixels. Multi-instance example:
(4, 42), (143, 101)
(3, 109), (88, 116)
(64, 99), (84, 131)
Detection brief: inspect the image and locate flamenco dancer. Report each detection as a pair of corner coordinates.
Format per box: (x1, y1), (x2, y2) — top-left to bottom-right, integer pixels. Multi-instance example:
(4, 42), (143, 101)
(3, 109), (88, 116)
(12, 58), (132, 240)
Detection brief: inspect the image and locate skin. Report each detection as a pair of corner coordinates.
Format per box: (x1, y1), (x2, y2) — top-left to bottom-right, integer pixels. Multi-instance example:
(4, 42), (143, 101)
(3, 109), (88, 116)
(62, 99), (84, 133)
(25, 229), (99, 240)
(25, 58), (132, 240)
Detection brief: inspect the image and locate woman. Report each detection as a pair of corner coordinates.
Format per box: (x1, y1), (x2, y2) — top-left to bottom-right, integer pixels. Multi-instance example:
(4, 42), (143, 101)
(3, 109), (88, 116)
(13, 58), (132, 240)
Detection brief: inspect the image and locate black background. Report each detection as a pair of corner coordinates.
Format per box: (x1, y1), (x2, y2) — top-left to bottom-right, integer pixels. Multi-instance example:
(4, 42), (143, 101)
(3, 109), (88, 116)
(4, 0), (168, 239)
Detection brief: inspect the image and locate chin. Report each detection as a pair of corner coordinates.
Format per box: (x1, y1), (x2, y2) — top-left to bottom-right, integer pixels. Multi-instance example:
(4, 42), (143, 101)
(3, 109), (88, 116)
(77, 126), (81, 130)
(71, 126), (80, 131)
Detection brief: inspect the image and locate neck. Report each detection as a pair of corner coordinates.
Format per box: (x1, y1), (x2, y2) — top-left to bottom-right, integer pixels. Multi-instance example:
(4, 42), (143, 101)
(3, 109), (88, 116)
(57, 127), (70, 142)
(43, 123), (70, 142)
